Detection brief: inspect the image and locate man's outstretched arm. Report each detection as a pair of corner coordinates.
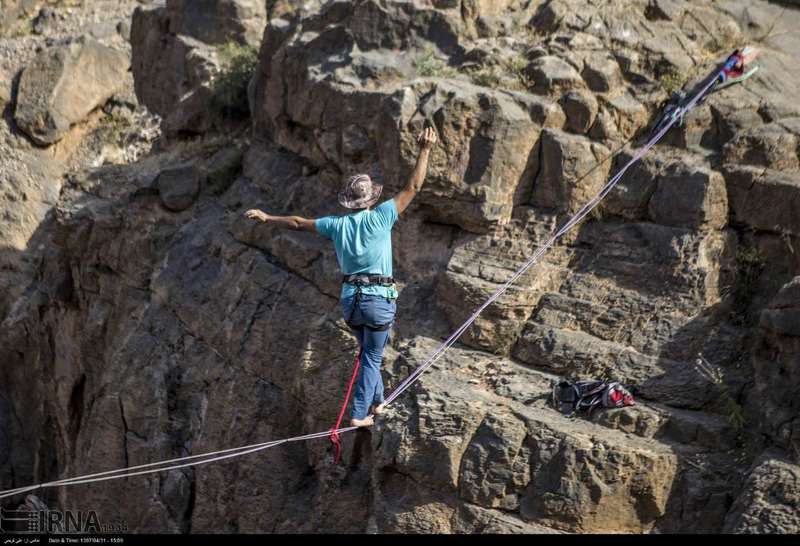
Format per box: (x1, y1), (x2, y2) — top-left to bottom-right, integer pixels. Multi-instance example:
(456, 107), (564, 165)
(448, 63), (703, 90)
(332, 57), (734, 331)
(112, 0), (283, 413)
(244, 209), (317, 232)
(394, 127), (438, 216)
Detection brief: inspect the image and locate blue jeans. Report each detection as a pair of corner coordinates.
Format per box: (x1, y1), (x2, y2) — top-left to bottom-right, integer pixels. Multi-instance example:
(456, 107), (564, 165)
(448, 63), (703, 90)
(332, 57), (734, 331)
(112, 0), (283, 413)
(341, 294), (397, 420)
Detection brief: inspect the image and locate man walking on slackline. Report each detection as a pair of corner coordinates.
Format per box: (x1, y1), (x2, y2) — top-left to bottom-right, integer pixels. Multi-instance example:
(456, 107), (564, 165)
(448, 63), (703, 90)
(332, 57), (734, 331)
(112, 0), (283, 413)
(245, 127), (439, 427)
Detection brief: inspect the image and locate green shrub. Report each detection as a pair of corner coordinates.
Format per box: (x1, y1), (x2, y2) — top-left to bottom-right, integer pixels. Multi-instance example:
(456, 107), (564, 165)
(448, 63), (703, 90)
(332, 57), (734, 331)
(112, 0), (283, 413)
(589, 203), (607, 223)
(4, 17), (33, 38)
(721, 391), (746, 430)
(212, 42), (259, 119)
(469, 56), (531, 91)
(103, 112), (133, 143)
(694, 354), (746, 431)
(415, 47), (457, 78)
(507, 55), (531, 88)
(660, 68), (684, 95)
(471, 69), (502, 88)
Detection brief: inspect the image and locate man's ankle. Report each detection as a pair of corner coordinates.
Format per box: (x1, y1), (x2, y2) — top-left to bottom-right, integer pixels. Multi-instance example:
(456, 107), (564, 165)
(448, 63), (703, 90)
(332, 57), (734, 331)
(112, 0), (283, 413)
(350, 415), (374, 427)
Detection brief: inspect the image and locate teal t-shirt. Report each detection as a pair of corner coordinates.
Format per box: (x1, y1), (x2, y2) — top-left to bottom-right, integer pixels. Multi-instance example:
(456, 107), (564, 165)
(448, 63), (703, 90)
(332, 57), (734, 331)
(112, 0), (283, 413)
(316, 198), (400, 300)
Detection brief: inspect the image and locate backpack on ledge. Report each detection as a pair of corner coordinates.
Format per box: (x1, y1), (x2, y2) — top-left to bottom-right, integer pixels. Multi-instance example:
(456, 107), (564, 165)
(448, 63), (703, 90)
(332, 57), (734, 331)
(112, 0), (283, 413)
(552, 379), (635, 417)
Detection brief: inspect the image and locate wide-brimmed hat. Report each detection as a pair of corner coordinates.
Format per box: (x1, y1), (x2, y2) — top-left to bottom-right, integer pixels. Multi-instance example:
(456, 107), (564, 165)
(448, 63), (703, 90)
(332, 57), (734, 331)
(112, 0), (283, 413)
(338, 174), (383, 210)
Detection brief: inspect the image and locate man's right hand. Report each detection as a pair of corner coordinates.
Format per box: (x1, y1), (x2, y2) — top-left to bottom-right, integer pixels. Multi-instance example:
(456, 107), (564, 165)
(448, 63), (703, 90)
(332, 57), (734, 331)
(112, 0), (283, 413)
(245, 209), (318, 232)
(418, 127), (438, 150)
(245, 209), (270, 223)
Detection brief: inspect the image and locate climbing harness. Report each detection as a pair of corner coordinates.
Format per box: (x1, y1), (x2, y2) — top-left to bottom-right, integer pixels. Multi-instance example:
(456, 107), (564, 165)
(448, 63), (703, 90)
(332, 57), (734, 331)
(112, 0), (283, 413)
(343, 274), (395, 286)
(0, 46), (756, 502)
(343, 274), (396, 332)
(649, 46), (760, 139)
(552, 379), (635, 417)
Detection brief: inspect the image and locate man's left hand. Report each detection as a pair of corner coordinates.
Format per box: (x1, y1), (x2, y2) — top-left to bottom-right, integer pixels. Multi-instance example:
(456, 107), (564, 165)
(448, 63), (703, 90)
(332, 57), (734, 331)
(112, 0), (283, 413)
(418, 127), (438, 150)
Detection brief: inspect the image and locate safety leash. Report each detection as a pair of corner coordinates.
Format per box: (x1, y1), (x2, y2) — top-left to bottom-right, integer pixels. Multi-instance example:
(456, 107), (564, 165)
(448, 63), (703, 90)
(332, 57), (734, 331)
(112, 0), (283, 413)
(329, 349), (362, 464)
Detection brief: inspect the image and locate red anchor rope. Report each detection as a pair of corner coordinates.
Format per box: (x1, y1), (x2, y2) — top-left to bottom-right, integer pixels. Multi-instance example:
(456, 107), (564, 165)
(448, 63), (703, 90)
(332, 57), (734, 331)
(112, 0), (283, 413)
(329, 349), (362, 464)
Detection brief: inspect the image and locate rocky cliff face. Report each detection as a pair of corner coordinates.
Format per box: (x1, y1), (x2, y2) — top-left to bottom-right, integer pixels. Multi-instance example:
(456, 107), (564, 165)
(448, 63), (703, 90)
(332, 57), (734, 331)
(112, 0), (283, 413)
(1, 0), (800, 534)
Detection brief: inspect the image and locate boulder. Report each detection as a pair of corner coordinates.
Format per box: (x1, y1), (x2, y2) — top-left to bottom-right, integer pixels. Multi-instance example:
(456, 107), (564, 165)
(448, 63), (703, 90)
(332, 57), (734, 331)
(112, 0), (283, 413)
(130, 6), (172, 110)
(14, 36), (131, 145)
(375, 344), (678, 533)
(581, 51), (622, 93)
(678, 5), (743, 50)
(603, 150), (665, 220)
(748, 277), (800, 451)
(203, 145), (244, 195)
(166, 0), (267, 47)
(648, 162), (728, 230)
(519, 417), (677, 532)
(251, 0), (587, 235)
(523, 223), (738, 354)
(267, 0), (307, 20)
(458, 411), (529, 509)
(760, 306), (800, 338)
(131, 7), (221, 136)
(384, 84), (549, 233)
(161, 57), (218, 136)
(707, 96), (764, 148)
(460, 0), (538, 38)
(525, 55), (585, 95)
(531, 129), (611, 213)
(0, 0), (39, 36)
(560, 89), (598, 134)
(255, 3), (563, 233)
(0, 148), (64, 319)
(512, 323), (709, 408)
(659, 103), (715, 149)
(453, 504), (562, 534)
(724, 166), (800, 236)
(646, 0), (688, 21)
(512, 218), (742, 408)
(436, 216), (568, 354)
(588, 106), (620, 141)
(724, 454), (800, 533)
(723, 123), (800, 171)
(768, 276), (800, 313)
(601, 94), (648, 141)
(156, 164), (202, 211)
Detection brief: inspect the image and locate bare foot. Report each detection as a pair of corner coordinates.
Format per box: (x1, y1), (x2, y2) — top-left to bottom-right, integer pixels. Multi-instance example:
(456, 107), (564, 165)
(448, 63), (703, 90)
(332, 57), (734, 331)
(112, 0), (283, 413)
(350, 415), (374, 428)
(371, 403), (386, 416)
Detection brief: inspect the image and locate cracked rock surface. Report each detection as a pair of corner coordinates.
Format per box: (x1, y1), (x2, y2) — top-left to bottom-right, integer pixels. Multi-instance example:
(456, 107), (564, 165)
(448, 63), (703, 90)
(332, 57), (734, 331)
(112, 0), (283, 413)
(1, 0), (800, 534)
